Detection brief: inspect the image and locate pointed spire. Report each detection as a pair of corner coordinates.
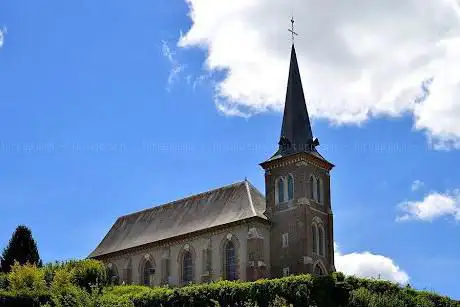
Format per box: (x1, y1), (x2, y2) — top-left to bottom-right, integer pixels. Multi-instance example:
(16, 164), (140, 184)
(278, 44), (316, 155)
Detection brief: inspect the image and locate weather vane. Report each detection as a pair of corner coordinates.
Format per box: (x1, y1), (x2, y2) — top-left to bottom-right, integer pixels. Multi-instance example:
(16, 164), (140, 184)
(288, 16), (298, 44)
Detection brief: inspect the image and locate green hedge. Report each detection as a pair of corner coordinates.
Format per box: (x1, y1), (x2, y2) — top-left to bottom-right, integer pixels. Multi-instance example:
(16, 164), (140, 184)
(0, 260), (458, 307)
(92, 274), (458, 307)
(0, 290), (52, 307)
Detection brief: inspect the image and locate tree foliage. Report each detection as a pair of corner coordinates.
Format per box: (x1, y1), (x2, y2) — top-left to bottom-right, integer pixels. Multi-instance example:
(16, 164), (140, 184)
(1, 225), (41, 273)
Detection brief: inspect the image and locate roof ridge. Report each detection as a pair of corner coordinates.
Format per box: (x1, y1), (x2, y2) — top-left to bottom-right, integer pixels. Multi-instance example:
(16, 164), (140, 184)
(118, 180), (247, 220)
(244, 181), (258, 216)
(246, 180), (265, 199)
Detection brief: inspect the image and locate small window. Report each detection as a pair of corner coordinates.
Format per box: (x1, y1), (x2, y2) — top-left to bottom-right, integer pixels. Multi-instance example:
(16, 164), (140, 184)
(282, 233), (289, 248)
(309, 176), (315, 199)
(287, 175), (294, 200)
(316, 178), (321, 203)
(277, 177), (285, 203)
(283, 267), (290, 277)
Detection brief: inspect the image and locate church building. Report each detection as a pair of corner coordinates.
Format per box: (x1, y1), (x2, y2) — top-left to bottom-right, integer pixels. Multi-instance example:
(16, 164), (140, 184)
(89, 43), (335, 286)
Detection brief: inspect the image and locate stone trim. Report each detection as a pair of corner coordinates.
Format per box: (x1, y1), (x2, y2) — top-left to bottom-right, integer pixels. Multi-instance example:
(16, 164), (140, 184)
(260, 152), (334, 172)
(310, 206), (329, 215)
(313, 260), (327, 275)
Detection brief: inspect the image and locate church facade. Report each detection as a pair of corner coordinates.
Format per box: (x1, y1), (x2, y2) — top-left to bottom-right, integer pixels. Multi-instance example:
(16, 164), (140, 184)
(89, 44), (335, 286)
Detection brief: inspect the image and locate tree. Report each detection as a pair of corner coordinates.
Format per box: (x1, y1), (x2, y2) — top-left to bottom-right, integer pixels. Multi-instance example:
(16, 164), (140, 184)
(1, 225), (41, 273)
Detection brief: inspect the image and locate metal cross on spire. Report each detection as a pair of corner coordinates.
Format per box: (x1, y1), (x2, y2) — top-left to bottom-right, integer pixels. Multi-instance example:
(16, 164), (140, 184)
(288, 16), (298, 44)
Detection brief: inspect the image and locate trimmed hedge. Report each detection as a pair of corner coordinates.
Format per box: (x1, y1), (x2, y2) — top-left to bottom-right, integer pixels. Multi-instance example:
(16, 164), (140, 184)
(0, 290), (52, 307)
(92, 274), (458, 307)
(0, 260), (458, 307)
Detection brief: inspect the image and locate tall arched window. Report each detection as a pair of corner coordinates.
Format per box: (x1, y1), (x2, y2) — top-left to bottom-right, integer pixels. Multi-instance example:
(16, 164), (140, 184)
(182, 251), (193, 284)
(107, 263), (119, 285)
(310, 176), (315, 199)
(287, 175), (294, 200)
(312, 224), (318, 254)
(316, 178), (321, 203)
(224, 241), (237, 280)
(318, 226), (325, 256)
(277, 177), (285, 203)
(143, 260), (155, 286)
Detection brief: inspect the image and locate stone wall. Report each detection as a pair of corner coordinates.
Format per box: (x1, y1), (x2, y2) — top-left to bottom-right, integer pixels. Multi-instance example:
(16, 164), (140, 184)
(102, 220), (270, 286)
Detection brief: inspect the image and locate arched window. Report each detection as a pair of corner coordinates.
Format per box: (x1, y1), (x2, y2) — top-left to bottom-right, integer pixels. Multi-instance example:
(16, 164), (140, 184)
(143, 260), (155, 286)
(277, 177), (285, 203)
(316, 178), (321, 203)
(310, 176), (315, 199)
(107, 263), (119, 285)
(312, 224), (318, 254)
(314, 263), (324, 275)
(182, 251), (193, 284)
(224, 240), (237, 280)
(287, 175), (294, 200)
(318, 226), (325, 257)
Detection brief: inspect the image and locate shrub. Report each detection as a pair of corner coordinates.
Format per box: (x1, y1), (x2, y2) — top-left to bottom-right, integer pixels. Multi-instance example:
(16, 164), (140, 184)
(0, 289), (52, 307)
(0, 273), (8, 290)
(51, 268), (73, 290)
(7, 262), (46, 293)
(96, 293), (134, 307)
(50, 285), (92, 307)
(1, 263), (459, 307)
(69, 259), (107, 292)
(43, 261), (67, 287)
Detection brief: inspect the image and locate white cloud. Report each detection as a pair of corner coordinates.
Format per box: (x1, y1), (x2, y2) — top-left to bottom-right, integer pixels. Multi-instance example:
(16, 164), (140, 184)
(411, 180), (425, 191)
(161, 40), (185, 90)
(397, 190), (460, 222)
(179, 0), (460, 149)
(0, 27), (6, 48)
(335, 243), (409, 284)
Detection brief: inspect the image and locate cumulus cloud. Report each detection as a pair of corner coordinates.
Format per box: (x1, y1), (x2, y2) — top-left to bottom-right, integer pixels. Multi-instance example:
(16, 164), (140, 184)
(397, 190), (460, 222)
(335, 243), (409, 284)
(411, 180), (425, 191)
(0, 27), (6, 48)
(161, 40), (185, 90)
(178, 0), (460, 149)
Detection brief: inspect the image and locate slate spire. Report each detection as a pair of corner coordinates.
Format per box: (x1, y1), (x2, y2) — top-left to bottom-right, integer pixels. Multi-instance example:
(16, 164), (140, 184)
(278, 44), (317, 155)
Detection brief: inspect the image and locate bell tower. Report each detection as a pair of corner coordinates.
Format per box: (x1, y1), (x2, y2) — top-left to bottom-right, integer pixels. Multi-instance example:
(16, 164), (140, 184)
(260, 43), (335, 278)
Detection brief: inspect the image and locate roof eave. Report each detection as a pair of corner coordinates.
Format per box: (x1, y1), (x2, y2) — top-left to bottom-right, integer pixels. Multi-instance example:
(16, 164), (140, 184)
(89, 215), (270, 260)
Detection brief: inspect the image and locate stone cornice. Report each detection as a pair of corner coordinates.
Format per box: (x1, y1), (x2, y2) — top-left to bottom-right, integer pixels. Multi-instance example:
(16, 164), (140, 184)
(260, 152), (334, 172)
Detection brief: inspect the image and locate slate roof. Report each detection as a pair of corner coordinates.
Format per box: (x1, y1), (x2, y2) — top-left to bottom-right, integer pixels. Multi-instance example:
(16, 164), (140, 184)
(264, 44), (330, 165)
(89, 180), (267, 258)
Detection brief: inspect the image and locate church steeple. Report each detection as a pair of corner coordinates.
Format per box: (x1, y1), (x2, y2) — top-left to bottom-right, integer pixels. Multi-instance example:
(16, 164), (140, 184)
(259, 32), (335, 279)
(278, 44), (316, 155)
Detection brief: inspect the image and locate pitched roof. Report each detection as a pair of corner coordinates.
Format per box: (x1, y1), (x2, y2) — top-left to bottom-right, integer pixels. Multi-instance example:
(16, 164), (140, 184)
(264, 44), (330, 165)
(89, 180), (267, 258)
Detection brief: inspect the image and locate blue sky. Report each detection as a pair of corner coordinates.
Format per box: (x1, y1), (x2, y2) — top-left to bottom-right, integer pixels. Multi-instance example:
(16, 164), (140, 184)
(1, 0), (460, 299)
